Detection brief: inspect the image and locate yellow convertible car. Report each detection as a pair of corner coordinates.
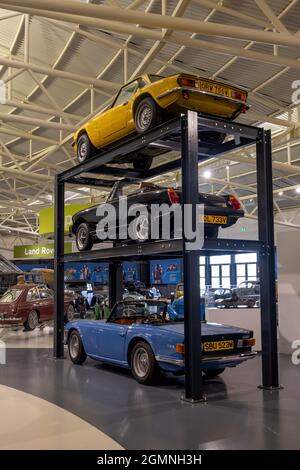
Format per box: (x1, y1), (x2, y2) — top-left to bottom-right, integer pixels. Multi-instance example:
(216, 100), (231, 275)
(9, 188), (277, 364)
(73, 73), (249, 169)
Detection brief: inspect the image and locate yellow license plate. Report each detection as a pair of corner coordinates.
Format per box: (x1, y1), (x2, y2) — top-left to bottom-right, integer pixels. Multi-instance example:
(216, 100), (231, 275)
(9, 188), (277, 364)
(200, 215), (228, 224)
(199, 81), (231, 98)
(204, 340), (234, 352)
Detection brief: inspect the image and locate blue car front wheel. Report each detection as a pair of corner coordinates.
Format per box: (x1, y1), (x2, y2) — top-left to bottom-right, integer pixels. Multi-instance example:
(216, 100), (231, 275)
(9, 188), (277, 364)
(130, 341), (158, 385)
(68, 330), (87, 365)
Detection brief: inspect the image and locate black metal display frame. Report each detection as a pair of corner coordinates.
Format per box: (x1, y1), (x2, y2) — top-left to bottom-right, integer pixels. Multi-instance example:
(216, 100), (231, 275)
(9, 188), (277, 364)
(54, 111), (279, 401)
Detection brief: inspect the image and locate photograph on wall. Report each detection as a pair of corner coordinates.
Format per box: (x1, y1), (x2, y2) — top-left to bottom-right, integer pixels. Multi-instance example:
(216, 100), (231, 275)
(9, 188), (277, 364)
(150, 258), (182, 285)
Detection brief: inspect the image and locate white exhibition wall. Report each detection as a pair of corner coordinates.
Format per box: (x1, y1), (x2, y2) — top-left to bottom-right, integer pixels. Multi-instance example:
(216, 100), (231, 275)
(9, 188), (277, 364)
(277, 230), (300, 355)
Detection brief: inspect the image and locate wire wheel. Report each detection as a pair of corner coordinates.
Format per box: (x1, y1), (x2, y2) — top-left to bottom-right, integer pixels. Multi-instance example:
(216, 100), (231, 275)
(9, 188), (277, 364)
(78, 141), (87, 162)
(25, 310), (39, 331)
(135, 97), (161, 134)
(137, 104), (153, 131)
(66, 304), (75, 322)
(76, 134), (95, 164)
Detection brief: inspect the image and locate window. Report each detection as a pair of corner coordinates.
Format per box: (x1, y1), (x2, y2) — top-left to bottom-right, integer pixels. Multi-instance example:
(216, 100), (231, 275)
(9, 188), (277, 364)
(148, 74), (165, 83)
(210, 255), (231, 288)
(26, 287), (40, 301)
(0, 289), (23, 303)
(235, 253), (258, 285)
(199, 256), (206, 293)
(113, 81), (139, 107)
(38, 288), (53, 299)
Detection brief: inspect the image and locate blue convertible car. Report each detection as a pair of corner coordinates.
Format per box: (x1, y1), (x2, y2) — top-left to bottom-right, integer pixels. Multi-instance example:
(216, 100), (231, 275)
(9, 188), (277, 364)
(64, 300), (256, 384)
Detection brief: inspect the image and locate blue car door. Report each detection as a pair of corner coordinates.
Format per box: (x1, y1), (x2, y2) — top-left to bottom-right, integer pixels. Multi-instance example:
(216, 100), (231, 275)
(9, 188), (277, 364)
(95, 322), (127, 362)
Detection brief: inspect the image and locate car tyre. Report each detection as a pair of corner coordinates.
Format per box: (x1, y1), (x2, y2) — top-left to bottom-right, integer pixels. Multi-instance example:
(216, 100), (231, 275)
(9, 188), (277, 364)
(204, 368), (225, 379)
(68, 330), (87, 365)
(135, 97), (162, 134)
(130, 212), (150, 243)
(24, 310), (39, 331)
(76, 222), (93, 251)
(131, 341), (158, 384)
(76, 134), (95, 164)
(247, 299), (256, 308)
(65, 304), (75, 323)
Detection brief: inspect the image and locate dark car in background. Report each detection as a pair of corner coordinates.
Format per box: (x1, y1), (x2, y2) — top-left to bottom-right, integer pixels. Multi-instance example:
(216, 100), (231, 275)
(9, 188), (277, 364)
(216, 281), (260, 308)
(70, 181), (244, 251)
(0, 284), (75, 330)
(207, 288), (233, 307)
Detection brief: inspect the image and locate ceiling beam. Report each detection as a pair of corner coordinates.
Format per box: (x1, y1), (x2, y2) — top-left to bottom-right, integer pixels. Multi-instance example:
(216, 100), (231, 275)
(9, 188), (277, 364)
(0, 56), (119, 91)
(0, 111), (74, 131)
(4, 0), (300, 48)
(254, 0), (291, 34)
(3, 99), (81, 120)
(6, 4), (300, 72)
(193, 0), (271, 29)
(0, 126), (60, 144)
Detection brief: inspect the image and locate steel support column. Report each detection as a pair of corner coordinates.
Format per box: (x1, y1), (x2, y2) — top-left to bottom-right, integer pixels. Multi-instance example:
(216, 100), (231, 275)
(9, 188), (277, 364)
(256, 129), (280, 388)
(54, 175), (65, 358)
(109, 262), (123, 309)
(181, 110), (204, 402)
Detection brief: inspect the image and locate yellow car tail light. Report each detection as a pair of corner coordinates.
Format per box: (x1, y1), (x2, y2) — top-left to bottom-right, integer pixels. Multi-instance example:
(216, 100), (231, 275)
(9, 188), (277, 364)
(232, 90), (247, 102)
(178, 77), (197, 88)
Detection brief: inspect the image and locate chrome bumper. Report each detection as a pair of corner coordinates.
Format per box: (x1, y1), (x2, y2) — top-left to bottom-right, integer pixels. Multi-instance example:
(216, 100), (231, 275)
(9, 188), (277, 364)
(157, 86), (249, 108)
(156, 351), (257, 367)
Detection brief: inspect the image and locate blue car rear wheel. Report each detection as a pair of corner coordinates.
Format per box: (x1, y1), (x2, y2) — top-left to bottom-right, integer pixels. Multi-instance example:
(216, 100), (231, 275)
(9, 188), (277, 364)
(130, 341), (158, 385)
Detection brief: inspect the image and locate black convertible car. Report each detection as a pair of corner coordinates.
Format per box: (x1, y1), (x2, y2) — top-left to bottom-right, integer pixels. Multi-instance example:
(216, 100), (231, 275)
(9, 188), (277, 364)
(70, 181), (244, 251)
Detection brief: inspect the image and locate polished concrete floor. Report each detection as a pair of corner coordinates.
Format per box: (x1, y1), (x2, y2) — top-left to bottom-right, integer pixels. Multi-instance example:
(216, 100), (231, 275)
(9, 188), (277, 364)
(0, 384), (122, 450)
(0, 344), (299, 450)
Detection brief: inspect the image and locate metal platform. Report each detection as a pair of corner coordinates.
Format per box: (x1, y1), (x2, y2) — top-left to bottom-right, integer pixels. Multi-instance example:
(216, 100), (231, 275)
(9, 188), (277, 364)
(61, 238), (265, 263)
(54, 111), (279, 401)
(58, 114), (258, 187)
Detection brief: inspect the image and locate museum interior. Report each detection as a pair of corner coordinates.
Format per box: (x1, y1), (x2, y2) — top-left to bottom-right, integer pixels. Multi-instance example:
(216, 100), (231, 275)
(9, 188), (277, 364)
(0, 0), (300, 455)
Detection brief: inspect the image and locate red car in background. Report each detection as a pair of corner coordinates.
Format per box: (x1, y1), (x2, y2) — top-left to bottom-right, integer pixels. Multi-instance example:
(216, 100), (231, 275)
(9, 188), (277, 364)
(0, 284), (75, 330)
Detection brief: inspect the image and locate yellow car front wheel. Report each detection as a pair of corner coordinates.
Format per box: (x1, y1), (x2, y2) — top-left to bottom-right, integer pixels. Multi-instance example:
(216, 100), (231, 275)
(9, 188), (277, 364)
(76, 133), (96, 164)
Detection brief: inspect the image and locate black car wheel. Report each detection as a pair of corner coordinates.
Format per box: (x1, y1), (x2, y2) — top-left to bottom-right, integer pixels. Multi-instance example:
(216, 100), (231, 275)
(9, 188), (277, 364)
(131, 341), (158, 384)
(134, 97), (162, 134)
(199, 131), (226, 145)
(76, 222), (93, 251)
(68, 330), (87, 365)
(76, 134), (95, 164)
(204, 368), (225, 379)
(204, 226), (219, 238)
(247, 299), (256, 308)
(130, 213), (150, 242)
(24, 310), (39, 331)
